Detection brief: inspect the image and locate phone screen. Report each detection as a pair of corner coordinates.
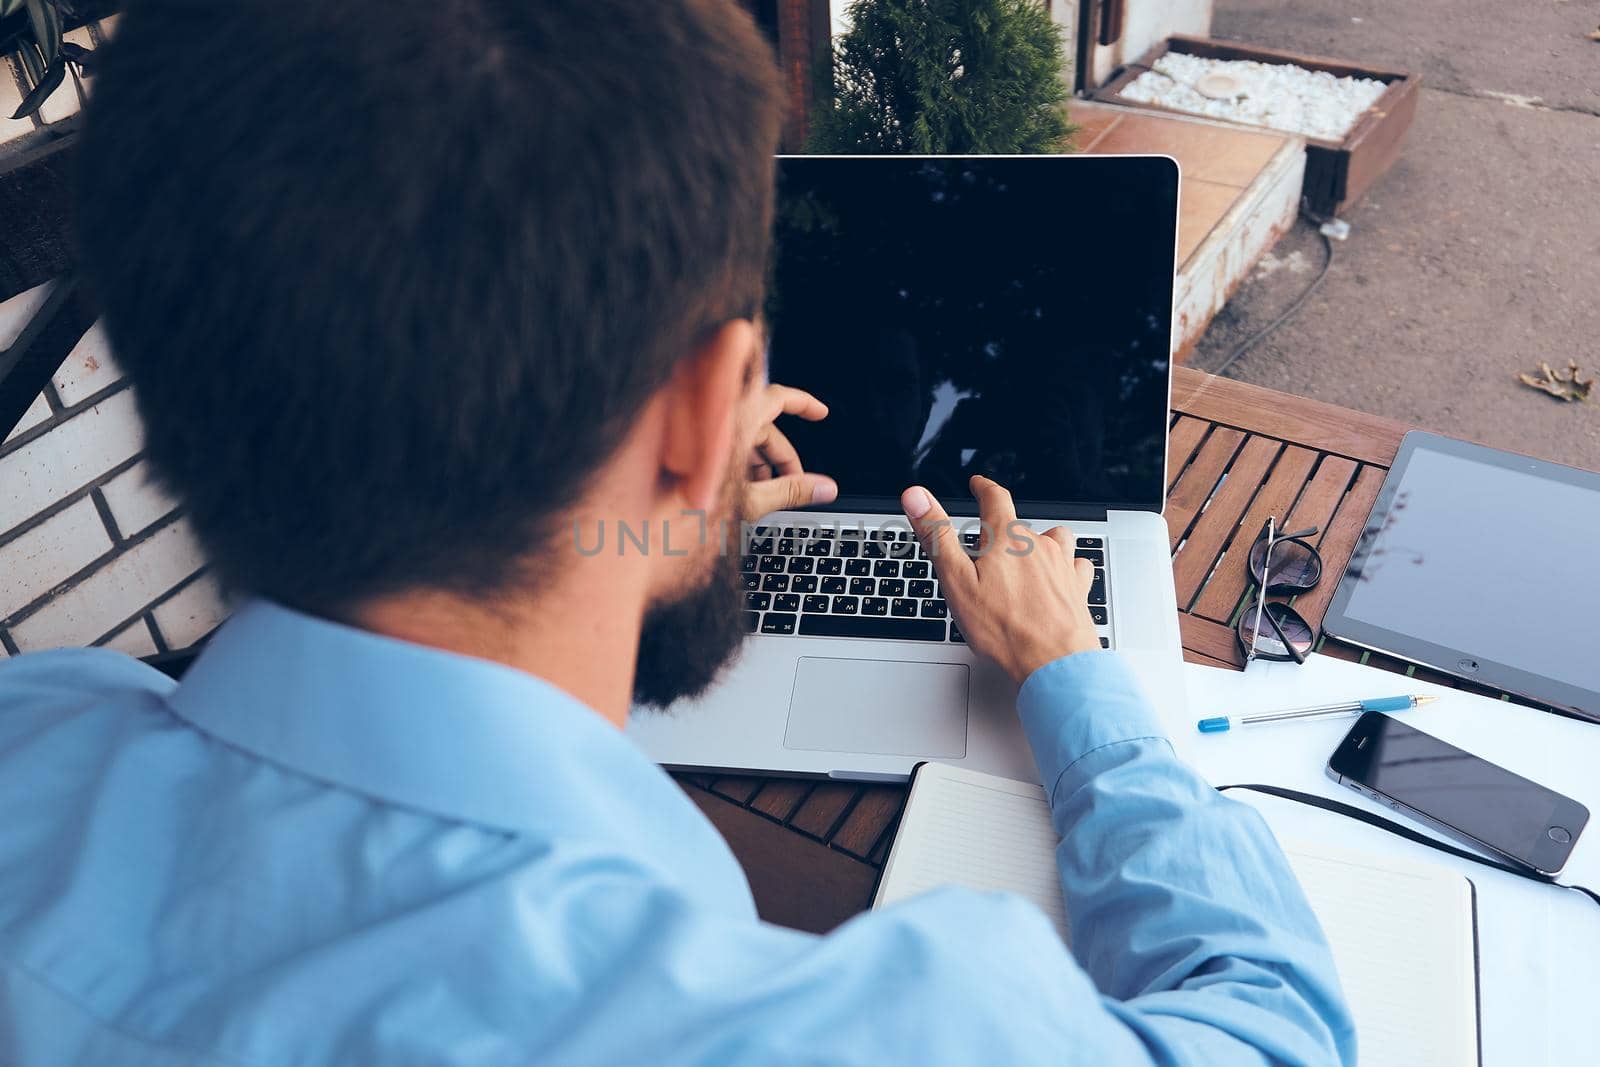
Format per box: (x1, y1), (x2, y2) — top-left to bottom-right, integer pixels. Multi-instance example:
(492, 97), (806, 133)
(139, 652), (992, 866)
(1329, 713), (1587, 872)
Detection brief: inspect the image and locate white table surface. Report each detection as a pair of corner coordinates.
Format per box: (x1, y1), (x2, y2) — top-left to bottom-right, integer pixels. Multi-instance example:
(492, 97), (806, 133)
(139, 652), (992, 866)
(1183, 654), (1600, 1066)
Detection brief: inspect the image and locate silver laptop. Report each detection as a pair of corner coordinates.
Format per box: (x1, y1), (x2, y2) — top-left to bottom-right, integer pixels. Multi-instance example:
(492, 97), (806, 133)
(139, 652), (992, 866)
(629, 155), (1190, 783)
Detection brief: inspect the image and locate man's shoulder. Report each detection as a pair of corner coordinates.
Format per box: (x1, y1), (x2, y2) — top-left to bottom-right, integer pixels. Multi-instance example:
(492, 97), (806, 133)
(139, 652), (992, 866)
(0, 646), (176, 743)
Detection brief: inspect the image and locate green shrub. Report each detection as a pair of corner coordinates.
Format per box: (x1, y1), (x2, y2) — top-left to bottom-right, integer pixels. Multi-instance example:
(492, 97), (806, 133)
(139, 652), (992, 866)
(808, 0), (1073, 154)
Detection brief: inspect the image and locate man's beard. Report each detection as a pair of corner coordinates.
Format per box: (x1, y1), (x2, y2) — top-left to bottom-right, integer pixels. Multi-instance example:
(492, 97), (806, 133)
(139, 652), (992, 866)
(632, 471), (750, 710)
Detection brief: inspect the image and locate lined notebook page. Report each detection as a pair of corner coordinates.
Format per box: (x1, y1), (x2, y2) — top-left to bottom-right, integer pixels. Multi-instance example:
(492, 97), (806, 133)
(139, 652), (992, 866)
(873, 762), (1478, 1067)
(875, 764), (1068, 941)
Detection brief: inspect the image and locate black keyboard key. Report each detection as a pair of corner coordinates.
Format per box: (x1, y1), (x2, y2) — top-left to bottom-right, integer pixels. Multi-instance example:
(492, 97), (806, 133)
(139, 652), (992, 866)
(1099, 636), (1110, 649)
(786, 556), (814, 574)
(742, 574), (760, 592)
(815, 557), (843, 575)
(802, 594), (831, 613)
(848, 577), (875, 596)
(844, 559), (871, 576)
(891, 597), (919, 617)
(760, 612), (797, 635)
(783, 526), (814, 539)
(832, 595), (860, 615)
(798, 614), (947, 642)
(960, 530), (981, 547)
(1089, 605), (1108, 625)
(872, 559), (899, 577)
(743, 611), (760, 633)
(862, 596), (889, 616)
(790, 574), (818, 593)
(741, 554), (758, 573)
(903, 560), (930, 579)
(745, 592), (770, 611)
(862, 541), (888, 559)
(774, 593), (800, 612)
(1077, 537), (1103, 549)
(758, 555), (784, 573)
(777, 538), (795, 555)
(908, 579), (936, 599)
(878, 578), (905, 598)
(1088, 574), (1106, 606)
(748, 537), (774, 554)
(1074, 548), (1104, 566)
(950, 621), (965, 643)
(920, 598), (948, 619)
(804, 540), (833, 557)
(762, 573), (790, 592)
(821, 576), (847, 595)
(836, 539), (860, 558)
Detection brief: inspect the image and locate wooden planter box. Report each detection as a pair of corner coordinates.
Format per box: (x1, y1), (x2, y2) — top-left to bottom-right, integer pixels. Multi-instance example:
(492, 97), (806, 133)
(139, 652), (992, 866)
(1092, 35), (1421, 218)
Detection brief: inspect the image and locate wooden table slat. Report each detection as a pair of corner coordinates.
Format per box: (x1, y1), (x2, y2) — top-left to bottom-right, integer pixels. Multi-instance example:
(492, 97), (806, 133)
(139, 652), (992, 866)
(1284, 455), (1359, 543)
(788, 782), (862, 840)
(1165, 415), (1213, 491)
(1164, 427), (1246, 551)
(1172, 366), (1409, 468)
(831, 786), (907, 860)
(1288, 463), (1386, 628)
(709, 776), (763, 804)
(749, 780), (813, 823)
(1188, 444), (1320, 621)
(1169, 435), (1281, 605)
(1180, 613), (1244, 668)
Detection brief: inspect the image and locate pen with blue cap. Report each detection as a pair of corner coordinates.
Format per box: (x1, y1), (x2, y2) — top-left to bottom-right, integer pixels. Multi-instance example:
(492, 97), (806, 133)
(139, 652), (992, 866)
(1197, 694), (1437, 733)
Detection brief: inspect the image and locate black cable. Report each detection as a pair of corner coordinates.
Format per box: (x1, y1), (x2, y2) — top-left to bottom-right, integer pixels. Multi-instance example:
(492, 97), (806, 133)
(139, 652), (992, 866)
(1208, 214), (1336, 379)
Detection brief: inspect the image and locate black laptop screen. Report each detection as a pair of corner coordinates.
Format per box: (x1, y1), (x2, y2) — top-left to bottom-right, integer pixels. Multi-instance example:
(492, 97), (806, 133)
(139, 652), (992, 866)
(766, 156), (1177, 516)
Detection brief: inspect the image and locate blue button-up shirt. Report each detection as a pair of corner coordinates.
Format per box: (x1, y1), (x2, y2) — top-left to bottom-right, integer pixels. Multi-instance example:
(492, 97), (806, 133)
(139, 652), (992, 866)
(0, 600), (1353, 1066)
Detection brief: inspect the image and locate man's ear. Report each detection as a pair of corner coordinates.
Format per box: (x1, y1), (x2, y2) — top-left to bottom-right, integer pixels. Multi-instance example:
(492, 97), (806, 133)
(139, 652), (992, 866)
(658, 319), (757, 513)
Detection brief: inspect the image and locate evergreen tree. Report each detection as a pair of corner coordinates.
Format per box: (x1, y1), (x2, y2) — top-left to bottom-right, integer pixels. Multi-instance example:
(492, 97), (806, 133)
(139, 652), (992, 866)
(808, 0), (1073, 154)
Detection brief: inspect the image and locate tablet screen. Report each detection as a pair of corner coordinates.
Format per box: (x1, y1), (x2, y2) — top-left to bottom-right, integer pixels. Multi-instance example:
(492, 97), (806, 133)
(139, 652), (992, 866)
(1337, 440), (1600, 696)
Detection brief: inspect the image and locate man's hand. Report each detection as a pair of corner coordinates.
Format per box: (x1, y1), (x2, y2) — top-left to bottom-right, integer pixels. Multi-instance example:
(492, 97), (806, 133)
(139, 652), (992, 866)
(902, 476), (1101, 685)
(744, 384), (838, 518)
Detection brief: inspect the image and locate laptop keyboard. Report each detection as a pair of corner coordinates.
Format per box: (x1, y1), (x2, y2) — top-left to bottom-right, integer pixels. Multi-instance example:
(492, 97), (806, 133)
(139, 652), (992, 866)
(739, 525), (1110, 646)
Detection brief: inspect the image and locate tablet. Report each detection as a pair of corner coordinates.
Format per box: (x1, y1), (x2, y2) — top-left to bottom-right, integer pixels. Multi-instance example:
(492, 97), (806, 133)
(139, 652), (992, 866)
(1323, 431), (1600, 724)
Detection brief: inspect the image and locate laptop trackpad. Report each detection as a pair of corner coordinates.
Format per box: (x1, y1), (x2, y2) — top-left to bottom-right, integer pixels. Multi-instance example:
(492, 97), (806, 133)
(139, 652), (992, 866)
(783, 657), (968, 758)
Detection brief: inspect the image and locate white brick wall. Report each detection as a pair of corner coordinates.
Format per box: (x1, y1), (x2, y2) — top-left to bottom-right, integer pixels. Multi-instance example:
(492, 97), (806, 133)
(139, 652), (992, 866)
(2, 285), (230, 658)
(0, 280), (55, 350)
(10, 519), (206, 652)
(52, 320), (122, 406)
(101, 618), (160, 658)
(0, 387), (143, 536)
(99, 460), (179, 539)
(3, 393), (50, 445)
(151, 573), (229, 651)
(0, 498), (113, 611)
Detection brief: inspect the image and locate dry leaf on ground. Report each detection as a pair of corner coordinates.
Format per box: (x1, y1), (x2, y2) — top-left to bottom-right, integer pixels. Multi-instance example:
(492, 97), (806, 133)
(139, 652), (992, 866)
(1517, 360), (1595, 402)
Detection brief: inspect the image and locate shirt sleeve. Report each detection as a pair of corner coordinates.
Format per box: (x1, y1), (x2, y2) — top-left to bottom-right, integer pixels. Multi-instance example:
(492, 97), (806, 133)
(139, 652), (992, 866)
(1013, 649), (1358, 1066)
(535, 652), (1356, 1067)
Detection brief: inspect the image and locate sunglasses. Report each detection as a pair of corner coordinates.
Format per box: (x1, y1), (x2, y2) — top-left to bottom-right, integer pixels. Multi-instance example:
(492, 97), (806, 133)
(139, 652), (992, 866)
(1237, 516), (1324, 664)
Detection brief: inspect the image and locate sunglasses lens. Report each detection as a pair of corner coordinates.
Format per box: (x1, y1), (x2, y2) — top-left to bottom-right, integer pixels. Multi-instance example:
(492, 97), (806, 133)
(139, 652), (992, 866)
(1249, 536), (1321, 590)
(1237, 603), (1316, 659)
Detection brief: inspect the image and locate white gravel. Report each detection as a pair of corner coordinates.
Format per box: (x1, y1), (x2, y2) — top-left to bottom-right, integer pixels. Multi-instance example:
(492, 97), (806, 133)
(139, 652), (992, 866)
(1118, 52), (1390, 142)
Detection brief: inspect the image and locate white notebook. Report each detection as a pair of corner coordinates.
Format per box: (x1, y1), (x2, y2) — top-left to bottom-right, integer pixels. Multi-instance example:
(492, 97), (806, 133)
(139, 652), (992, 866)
(874, 762), (1480, 1067)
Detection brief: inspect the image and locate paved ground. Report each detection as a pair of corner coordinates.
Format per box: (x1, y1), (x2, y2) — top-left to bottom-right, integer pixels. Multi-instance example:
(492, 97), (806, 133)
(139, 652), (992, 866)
(1188, 0), (1600, 470)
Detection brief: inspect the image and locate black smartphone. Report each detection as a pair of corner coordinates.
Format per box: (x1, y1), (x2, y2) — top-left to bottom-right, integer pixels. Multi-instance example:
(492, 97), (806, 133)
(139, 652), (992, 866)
(1327, 712), (1589, 875)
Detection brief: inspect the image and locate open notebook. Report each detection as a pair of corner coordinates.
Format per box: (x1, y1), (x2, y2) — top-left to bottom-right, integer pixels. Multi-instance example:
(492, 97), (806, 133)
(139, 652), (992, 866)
(874, 762), (1481, 1067)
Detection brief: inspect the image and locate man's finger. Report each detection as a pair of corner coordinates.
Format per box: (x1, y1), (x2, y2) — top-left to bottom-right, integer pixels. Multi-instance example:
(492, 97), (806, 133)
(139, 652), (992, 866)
(1073, 557), (1094, 587)
(746, 472), (838, 518)
(753, 423), (803, 477)
(970, 475), (1018, 528)
(763, 384), (829, 424)
(901, 486), (975, 595)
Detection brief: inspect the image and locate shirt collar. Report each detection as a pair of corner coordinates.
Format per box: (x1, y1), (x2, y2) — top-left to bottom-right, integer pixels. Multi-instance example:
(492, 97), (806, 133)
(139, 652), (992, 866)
(166, 599), (752, 909)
